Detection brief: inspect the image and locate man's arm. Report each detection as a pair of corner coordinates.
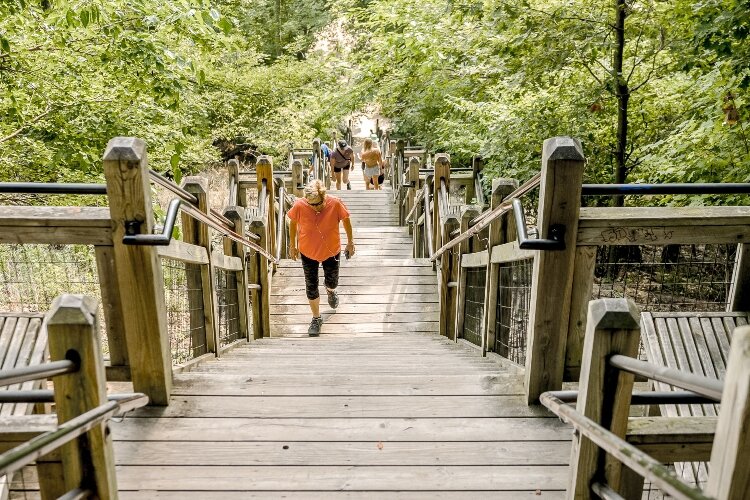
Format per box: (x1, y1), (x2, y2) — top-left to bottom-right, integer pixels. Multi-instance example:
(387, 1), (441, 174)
(342, 218), (355, 256)
(289, 219), (299, 260)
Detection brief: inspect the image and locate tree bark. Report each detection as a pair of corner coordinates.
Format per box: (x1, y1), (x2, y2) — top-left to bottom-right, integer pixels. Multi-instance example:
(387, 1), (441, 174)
(613, 0), (630, 208)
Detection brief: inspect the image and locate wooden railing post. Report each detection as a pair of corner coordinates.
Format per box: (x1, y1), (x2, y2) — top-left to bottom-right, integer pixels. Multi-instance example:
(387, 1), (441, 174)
(249, 216), (271, 339)
(439, 216), (460, 340)
(223, 206), (251, 342)
(705, 325), (750, 499)
(455, 205), (481, 343)
(405, 157), (420, 232)
(565, 245), (598, 380)
(729, 243), (750, 311)
(396, 139), (405, 191)
(483, 179), (518, 355)
(291, 159), (304, 198)
(227, 159), (240, 207)
(524, 136), (585, 404)
(433, 154), (451, 256)
(93, 246), (129, 381)
(182, 177), (219, 356)
(568, 298), (640, 499)
(257, 155), (276, 261)
(47, 294), (118, 498)
(103, 137), (171, 405)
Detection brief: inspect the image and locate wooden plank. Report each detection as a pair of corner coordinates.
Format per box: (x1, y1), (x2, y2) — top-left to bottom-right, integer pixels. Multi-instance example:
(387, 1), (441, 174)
(490, 241), (536, 264)
(267, 322), (439, 334)
(94, 246), (129, 372)
(112, 441), (570, 466)
(277, 258), (430, 267)
(579, 206), (750, 227)
(271, 303), (440, 314)
(110, 413), (571, 442)
(626, 416), (716, 462)
(270, 312), (439, 325)
(211, 251), (243, 271)
(0, 317), (42, 416)
(156, 240), (209, 265)
(19, 465), (570, 491)
(700, 317), (727, 379)
(130, 395), (550, 418)
(564, 246), (597, 381)
(461, 250), (488, 268)
(654, 317), (691, 417)
(271, 284), (436, 295)
(272, 276), (435, 286)
(170, 373), (524, 396)
(270, 293), (437, 305)
(577, 224), (750, 245)
(116, 493), (565, 500)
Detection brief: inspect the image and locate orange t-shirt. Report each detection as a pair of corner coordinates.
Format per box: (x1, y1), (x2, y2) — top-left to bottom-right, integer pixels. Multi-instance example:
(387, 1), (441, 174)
(287, 195), (351, 262)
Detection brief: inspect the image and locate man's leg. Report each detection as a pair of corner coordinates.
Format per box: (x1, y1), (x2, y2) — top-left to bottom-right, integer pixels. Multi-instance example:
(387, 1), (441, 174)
(373, 175), (380, 190)
(301, 254), (323, 336)
(343, 168), (351, 190)
(334, 169), (342, 190)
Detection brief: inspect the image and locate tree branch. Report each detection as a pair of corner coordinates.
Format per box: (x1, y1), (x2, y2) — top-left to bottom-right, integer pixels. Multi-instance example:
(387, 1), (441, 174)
(0, 105), (53, 144)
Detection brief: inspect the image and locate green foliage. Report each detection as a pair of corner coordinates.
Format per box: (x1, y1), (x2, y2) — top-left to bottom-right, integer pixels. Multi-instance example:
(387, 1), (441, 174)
(0, 0), (344, 185)
(344, 0), (749, 204)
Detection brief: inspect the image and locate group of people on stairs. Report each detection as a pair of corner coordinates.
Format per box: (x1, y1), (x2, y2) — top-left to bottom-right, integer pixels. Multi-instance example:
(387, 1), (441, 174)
(324, 135), (386, 190)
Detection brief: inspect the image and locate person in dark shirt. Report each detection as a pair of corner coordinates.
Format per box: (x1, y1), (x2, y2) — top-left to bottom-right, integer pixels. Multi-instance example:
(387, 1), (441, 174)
(329, 140), (354, 190)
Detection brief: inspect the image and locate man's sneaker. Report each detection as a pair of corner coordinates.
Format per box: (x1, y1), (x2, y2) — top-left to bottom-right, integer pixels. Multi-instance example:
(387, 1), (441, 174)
(327, 289), (339, 309)
(308, 316), (323, 337)
(346, 182), (352, 190)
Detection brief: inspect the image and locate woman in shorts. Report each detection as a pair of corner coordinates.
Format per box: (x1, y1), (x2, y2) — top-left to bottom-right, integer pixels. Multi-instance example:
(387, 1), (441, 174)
(359, 138), (385, 190)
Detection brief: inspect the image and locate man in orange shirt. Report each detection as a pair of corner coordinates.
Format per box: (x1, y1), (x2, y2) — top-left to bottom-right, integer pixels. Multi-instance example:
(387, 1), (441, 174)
(288, 179), (356, 336)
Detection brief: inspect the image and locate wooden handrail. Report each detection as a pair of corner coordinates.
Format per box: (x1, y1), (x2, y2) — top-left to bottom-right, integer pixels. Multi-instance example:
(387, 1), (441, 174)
(429, 173), (541, 262)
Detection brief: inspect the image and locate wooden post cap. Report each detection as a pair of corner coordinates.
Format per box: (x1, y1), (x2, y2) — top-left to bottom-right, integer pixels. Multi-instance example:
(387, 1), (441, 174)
(223, 206), (245, 222)
(228, 159), (240, 172)
(312, 138), (321, 149)
(587, 299), (640, 330)
(291, 159), (303, 168)
(47, 294), (98, 326)
(542, 137), (585, 163)
(492, 178), (518, 193)
(409, 157), (420, 166)
(396, 139), (405, 152)
(181, 176), (208, 193)
(434, 154), (450, 167)
(257, 155), (273, 167)
(103, 137), (146, 162)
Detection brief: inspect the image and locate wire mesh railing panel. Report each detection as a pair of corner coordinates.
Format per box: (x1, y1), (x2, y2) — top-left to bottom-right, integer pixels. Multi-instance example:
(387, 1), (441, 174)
(161, 258), (207, 365)
(0, 244), (107, 353)
(215, 267), (242, 347)
(592, 244), (736, 312)
(462, 266), (486, 346)
(495, 258), (533, 366)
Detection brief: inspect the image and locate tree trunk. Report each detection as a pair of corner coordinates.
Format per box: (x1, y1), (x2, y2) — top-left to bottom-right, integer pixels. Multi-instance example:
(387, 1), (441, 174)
(613, 0), (630, 208)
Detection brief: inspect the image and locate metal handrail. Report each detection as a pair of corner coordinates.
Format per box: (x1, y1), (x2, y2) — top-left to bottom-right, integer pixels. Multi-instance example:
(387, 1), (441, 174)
(0, 389), (160, 404)
(429, 173), (542, 262)
(259, 179), (267, 219)
(582, 182), (750, 196)
(423, 183), (435, 258)
(540, 392), (712, 500)
(0, 393), (148, 477)
(275, 183), (286, 262)
(122, 197), (275, 261)
(0, 183), (107, 195)
(0, 360), (77, 387)
(512, 198), (566, 250)
(609, 354), (723, 402)
(405, 188), (425, 223)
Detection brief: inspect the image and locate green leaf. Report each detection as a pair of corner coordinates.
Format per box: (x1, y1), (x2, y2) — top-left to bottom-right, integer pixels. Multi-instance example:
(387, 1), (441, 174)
(170, 153), (180, 170)
(65, 10), (76, 27)
(0, 37), (9, 54)
(217, 18), (232, 34)
(80, 10), (89, 27)
(201, 11), (214, 26)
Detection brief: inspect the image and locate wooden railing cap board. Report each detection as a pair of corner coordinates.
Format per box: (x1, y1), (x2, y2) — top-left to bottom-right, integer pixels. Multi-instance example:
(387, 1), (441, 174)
(579, 206), (750, 227)
(102, 136), (146, 162)
(543, 136), (584, 162)
(0, 206), (110, 226)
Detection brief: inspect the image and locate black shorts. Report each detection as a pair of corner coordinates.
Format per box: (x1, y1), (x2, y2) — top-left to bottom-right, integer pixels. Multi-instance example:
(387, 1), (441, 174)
(333, 165), (350, 173)
(300, 253), (340, 300)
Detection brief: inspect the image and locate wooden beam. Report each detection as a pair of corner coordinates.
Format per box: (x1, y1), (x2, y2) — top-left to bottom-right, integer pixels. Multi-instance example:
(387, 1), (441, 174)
(47, 294), (117, 497)
(102, 136), (171, 405)
(490, 241), (536, 264)
(564, 246), (597, 381)
(729, 243), (750, 311)
(94, 246), (129, 375)
(461, 250), (489, 268)
(626, 416), (716, 462)
(223, 206), (250, 343)
(0, 206), (112, 245)
(155, 240), (210, 265)
(525, 136), (586, 404)
(256, 156), (276, 262)
(182, 177), (219, 356)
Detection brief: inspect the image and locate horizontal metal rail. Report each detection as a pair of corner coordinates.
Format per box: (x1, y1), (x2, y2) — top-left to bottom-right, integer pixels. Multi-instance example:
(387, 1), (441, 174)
(512, 198), (565, 250)
(0, 183), (107, 195)
(0, 393), (148, 476)
(541, 392), (712, 500)
(430, 173), (542, 262)
(210, 208), (235, 229)
(59, 488), (92, 500)
(404, 188), (425, 223)
(547, 389), (718, 406)
(609, 355), (723, 402)
(0, 360), (76, 388)
(582, 183), (750, 196)
(591, 482), (625, 500)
